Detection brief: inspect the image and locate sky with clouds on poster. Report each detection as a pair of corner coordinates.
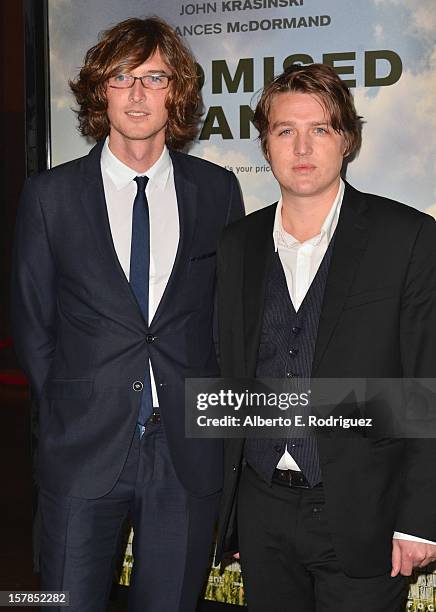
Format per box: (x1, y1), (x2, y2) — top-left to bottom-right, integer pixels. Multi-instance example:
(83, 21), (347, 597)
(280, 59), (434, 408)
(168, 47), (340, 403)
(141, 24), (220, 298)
(48, 0), (436, 215)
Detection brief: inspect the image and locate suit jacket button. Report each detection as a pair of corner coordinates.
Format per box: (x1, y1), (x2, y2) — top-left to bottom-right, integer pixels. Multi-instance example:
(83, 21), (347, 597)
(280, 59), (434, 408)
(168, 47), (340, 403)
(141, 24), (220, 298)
(146, 334), (155, 343)
(232, 464), (238, 472)
(133, 381), (143, 391)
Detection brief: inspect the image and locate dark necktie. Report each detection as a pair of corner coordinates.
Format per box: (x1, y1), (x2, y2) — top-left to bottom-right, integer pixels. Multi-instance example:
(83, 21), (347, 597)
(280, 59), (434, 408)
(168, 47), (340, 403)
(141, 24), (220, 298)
(129, 176), (153, 425)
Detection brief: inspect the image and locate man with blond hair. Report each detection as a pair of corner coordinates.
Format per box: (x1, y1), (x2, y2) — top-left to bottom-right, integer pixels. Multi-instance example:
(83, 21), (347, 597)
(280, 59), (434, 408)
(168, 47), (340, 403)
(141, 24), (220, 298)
(216, 63), (436, 611)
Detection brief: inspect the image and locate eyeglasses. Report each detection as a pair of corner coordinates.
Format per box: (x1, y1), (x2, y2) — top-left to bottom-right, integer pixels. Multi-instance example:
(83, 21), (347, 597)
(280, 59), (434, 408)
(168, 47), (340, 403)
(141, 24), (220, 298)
(108, 73), (173, 90)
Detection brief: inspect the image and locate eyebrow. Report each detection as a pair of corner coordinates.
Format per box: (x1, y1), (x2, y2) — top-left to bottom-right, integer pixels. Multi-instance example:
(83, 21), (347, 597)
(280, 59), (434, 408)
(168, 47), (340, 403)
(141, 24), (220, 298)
(115, 67), (171, 75)
(123, 70), (171, 75)
(271, 120), (330, 129)
(143, 70), (171, 75)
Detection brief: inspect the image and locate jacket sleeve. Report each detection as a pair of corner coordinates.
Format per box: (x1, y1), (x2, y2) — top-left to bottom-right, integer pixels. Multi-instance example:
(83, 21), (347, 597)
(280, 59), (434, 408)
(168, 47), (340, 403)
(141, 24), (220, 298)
(11, 177), (57, 400)
(225, 171), (245, 227)
(395, 213), (436, 540)
(213, 172), (245, 362)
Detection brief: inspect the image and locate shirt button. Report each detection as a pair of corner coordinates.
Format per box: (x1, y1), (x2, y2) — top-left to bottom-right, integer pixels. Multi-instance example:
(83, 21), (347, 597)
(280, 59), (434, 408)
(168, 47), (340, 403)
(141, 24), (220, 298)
(133, 381), (143, 392)
(289, 347), (299, 356)
(146, 334), (155, 343)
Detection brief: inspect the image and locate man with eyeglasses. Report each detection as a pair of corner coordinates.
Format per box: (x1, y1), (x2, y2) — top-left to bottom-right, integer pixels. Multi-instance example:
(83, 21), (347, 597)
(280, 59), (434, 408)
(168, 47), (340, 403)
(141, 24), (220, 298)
(12, 16), (243, 612)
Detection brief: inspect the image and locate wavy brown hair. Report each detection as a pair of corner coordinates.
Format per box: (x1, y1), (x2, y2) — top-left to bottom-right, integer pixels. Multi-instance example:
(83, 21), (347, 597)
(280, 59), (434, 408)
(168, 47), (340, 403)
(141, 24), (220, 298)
(253, 63), (363, 161)
(69, 17), (202, 149)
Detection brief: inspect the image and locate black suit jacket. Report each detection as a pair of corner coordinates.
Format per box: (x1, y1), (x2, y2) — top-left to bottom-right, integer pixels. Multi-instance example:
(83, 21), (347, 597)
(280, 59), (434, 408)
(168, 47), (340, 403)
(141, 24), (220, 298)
(11, 140), (244, 499)
(215, 182), (436, 577)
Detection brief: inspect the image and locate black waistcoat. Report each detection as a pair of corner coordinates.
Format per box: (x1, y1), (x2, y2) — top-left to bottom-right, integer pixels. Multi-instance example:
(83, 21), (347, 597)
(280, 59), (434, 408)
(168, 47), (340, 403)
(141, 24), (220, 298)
(244, 236), (335, 485)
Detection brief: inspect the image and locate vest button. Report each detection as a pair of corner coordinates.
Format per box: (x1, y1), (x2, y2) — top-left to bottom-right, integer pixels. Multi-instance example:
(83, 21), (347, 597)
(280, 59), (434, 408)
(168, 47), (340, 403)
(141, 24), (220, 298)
(289, 347), (299, 356)
(146, 334), (155, 343)
(291, 326), (301, 334)
(286, 372), (297, 378)
(232, 464), (238, 472)
(274, 445), (282, 452)
(133, 381), (143, 391)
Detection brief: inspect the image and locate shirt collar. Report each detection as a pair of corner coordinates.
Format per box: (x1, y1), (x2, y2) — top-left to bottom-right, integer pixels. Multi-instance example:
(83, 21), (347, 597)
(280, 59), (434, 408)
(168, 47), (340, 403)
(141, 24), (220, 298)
(273, 179), (345, 251)
(101, 136), (172, 191)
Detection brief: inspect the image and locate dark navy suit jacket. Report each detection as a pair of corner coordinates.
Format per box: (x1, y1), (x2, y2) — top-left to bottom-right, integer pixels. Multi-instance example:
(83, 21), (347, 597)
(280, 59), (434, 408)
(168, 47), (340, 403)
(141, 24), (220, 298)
(12, 140), (244, 499)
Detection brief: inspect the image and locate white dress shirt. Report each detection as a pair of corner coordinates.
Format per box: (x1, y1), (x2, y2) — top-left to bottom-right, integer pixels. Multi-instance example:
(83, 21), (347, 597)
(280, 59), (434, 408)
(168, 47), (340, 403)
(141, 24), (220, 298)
(101, 138), (179, 407)
(272, 178), (434, 544)
(275, 179), (344, 470)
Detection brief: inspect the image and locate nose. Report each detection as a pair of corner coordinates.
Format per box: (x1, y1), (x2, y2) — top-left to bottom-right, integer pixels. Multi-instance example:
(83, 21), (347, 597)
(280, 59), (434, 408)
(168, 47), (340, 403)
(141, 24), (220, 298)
(128, 78), (146, 103)
(294, 131), (312, 156)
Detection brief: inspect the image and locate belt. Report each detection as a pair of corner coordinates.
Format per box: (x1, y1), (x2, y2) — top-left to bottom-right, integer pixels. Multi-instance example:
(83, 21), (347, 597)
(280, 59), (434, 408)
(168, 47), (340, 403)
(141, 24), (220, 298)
(137, 411), (161, 437)
(272, 468), (322, 489)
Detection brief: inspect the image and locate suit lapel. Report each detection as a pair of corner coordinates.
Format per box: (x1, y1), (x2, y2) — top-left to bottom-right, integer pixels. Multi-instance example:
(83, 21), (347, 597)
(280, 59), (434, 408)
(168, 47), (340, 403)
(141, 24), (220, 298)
(312, 183), (370, 375)
(79, 141), (145, 323)
(149, 150), (198, 329)
(243, 205), (276, 376)
(79, 145), (197, 330)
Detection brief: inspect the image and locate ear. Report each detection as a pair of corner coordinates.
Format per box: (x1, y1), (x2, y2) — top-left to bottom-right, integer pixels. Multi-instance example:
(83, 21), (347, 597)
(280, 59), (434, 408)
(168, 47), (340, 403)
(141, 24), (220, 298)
(342, 132), (352, 158)
(264, 134), (270, 162)
(341, 137), (348, 158)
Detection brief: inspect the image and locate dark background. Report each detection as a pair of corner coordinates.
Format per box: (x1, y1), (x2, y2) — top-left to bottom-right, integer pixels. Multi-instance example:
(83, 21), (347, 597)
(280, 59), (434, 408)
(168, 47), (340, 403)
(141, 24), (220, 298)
(0, 1), (233, 609)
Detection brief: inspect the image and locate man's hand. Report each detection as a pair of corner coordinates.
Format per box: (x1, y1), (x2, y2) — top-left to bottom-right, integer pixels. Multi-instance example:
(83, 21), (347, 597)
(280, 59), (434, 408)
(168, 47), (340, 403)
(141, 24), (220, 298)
(391, 539), (436, 576)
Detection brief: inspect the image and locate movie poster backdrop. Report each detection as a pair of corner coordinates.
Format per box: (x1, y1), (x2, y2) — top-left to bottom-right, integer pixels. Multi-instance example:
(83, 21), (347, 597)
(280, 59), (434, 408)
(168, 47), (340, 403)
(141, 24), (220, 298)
(48, 0), (436, 608)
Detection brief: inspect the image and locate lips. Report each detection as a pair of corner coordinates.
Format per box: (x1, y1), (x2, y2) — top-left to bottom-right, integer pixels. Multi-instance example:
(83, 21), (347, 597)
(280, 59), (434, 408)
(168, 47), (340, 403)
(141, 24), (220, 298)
(125, 111), (149, 117)
(293, 164), (316, 171)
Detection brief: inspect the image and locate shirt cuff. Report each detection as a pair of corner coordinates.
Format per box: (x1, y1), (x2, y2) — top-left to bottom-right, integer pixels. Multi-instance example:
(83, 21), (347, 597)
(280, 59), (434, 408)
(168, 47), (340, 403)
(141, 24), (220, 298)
(393, 531), (436, 545)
